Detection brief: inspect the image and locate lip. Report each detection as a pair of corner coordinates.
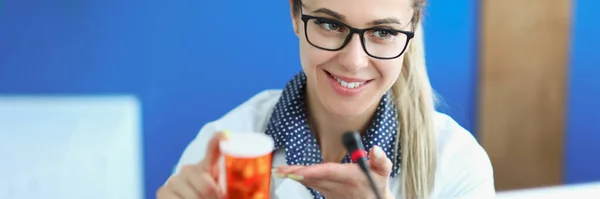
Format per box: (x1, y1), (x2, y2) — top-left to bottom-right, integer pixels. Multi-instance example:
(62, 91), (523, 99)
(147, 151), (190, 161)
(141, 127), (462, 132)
(326, 72), (371, 83)
(323, 69), (373, 97)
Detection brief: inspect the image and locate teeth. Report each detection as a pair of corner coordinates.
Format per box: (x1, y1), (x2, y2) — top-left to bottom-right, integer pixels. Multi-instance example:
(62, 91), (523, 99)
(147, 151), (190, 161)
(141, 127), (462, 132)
(334, 76), (365, 89)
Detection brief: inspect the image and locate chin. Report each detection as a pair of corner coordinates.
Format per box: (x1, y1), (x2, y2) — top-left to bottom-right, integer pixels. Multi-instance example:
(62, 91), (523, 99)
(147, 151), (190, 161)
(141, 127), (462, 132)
(326, 100), (371, 117)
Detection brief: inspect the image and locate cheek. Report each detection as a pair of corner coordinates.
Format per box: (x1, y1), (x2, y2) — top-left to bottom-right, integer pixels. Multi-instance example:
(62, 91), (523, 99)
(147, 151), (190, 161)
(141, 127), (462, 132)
(375, 57), (404, 89)
(299, 40), (337, 72)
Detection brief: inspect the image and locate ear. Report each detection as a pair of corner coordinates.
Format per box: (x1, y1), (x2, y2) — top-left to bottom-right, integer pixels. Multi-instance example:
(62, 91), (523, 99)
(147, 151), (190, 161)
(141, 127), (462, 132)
(289, 0), (300, 36)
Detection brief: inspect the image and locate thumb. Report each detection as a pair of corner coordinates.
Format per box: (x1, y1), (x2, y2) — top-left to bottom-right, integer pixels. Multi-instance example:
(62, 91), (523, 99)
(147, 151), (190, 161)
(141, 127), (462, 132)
(199, 130), (231, 168)
(369, 145), (393, 176)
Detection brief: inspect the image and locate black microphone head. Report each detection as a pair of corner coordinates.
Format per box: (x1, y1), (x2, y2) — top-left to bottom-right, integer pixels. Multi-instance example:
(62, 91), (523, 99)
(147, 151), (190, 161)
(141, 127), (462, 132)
(342, 131), (364, 152)
(343, 132), (380, 199)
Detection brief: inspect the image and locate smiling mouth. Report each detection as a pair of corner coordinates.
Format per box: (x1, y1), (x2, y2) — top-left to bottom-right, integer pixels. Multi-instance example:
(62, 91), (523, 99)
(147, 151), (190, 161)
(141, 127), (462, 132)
(324, 70), (373, 89)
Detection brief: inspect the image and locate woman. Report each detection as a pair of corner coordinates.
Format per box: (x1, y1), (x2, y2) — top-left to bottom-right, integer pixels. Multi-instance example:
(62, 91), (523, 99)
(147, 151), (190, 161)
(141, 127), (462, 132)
(157, 0), (495, 198)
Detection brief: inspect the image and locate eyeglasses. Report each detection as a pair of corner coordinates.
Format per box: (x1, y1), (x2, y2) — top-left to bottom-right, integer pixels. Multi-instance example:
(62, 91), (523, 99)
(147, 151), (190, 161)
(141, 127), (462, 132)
(300, 14), (415, 60)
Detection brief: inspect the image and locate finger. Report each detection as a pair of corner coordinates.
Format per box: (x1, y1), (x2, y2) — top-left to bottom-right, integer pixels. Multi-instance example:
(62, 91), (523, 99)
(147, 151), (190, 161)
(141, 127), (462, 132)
(199, 131), (231, 168)
(180, 165), (224, 199)
(193, 172), (225, 199)
(168, 175), (199, 199)
(275, 165), (306, 174)
(156, 185), (182, 199)
(297, 179), (338, 194)
(369, 145), (393, 176)
(289, 163), (355, 182)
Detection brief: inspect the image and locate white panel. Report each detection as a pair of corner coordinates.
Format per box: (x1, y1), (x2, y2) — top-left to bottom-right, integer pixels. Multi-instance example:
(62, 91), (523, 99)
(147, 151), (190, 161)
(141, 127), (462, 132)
(0, 96), (142, 199)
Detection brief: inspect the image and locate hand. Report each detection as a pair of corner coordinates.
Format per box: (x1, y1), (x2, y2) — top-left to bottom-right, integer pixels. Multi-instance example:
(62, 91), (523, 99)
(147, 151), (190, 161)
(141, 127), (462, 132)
(157, 131), (229, 199)
(275, 146), (395, 199)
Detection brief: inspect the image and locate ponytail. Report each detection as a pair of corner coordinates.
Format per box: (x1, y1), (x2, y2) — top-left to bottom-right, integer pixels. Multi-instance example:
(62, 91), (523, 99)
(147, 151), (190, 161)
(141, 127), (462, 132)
(391, 21), (437, 198)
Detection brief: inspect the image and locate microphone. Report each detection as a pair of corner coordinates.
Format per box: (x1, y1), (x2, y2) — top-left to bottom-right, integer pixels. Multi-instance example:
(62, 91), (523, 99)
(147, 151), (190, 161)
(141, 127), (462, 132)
(342, 131), (383, 199)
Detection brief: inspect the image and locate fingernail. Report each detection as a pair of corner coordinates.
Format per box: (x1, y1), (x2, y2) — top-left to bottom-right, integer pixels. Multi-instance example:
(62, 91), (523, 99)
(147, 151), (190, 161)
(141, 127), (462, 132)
(223, 130), (232, 139)
(373, 146), (385, 159)
(287, 174), (304, 181)
(274, 173), (286, 178)
(271, 168), (278, 173)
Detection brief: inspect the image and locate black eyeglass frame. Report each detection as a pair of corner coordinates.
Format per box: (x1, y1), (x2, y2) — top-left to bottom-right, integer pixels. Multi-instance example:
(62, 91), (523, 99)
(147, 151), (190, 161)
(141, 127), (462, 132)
(300, 14), (415, 60)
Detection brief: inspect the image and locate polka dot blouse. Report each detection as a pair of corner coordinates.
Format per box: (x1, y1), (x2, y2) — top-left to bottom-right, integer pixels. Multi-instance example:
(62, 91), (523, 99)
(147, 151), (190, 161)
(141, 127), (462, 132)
(265, 72), (401, 199)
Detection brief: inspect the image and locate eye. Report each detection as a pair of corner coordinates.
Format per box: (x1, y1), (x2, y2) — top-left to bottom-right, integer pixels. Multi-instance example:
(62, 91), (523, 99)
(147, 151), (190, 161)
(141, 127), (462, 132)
(314, 19), (345, 32)
(371, 29), (399, 39)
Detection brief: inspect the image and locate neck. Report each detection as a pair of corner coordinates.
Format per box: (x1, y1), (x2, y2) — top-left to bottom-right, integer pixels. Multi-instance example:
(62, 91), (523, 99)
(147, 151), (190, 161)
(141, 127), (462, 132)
(306, 87), (379, 163)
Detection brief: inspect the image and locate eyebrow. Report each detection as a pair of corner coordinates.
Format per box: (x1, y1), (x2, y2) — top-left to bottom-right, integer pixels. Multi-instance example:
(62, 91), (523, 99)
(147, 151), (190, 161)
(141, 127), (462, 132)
(369, 18), (402, 26)
(314, 8), (345, 21)
(312, 8), (403, 26)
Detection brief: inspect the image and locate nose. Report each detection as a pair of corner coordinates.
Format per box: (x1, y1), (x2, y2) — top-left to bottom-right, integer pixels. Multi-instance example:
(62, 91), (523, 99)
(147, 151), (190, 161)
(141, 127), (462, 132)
(337, 34), (369, 72)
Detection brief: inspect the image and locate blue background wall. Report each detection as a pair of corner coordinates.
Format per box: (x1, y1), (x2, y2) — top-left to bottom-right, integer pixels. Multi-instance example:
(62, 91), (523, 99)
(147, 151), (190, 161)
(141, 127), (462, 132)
(424, 1), (478, 132)
(0, 0), (596, 198)
(566, 0), (600, 184)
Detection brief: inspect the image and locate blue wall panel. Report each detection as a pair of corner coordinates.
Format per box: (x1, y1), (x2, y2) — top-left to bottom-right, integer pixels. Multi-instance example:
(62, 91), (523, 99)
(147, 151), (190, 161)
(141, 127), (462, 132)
(139, 1), (301, 198)
(0, 0), (476, 198)
(424, 0), (477, 132)
(566, 0), (600, 184)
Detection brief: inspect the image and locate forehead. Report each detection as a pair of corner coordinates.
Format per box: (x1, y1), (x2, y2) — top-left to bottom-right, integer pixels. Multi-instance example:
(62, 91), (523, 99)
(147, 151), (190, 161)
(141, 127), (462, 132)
(302, 0), (414, 25)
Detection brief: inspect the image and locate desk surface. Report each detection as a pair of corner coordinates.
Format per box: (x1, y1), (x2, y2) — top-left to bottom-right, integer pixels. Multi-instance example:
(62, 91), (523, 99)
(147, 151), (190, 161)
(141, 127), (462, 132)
(496, 182), (600, 199)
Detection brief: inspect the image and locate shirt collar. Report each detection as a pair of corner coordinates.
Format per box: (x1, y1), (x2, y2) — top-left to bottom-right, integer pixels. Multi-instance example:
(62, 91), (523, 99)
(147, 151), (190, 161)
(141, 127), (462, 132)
(265, 72), (401, 197)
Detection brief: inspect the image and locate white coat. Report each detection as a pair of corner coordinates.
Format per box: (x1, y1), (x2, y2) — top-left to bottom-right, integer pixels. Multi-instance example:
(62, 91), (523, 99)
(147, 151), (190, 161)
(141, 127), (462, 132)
(170, 90), (496, 199)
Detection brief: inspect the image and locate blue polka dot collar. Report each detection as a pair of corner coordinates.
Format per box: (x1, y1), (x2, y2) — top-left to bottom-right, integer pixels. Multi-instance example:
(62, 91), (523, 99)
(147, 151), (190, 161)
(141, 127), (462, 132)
(265, 72), (401, 198)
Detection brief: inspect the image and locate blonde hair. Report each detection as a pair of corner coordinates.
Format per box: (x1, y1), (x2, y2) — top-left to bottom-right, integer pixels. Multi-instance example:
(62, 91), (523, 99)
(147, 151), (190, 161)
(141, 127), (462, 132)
(293, 0), (436, 198)
(392, 23), (437, 199)
(390, 1), (438, 197)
